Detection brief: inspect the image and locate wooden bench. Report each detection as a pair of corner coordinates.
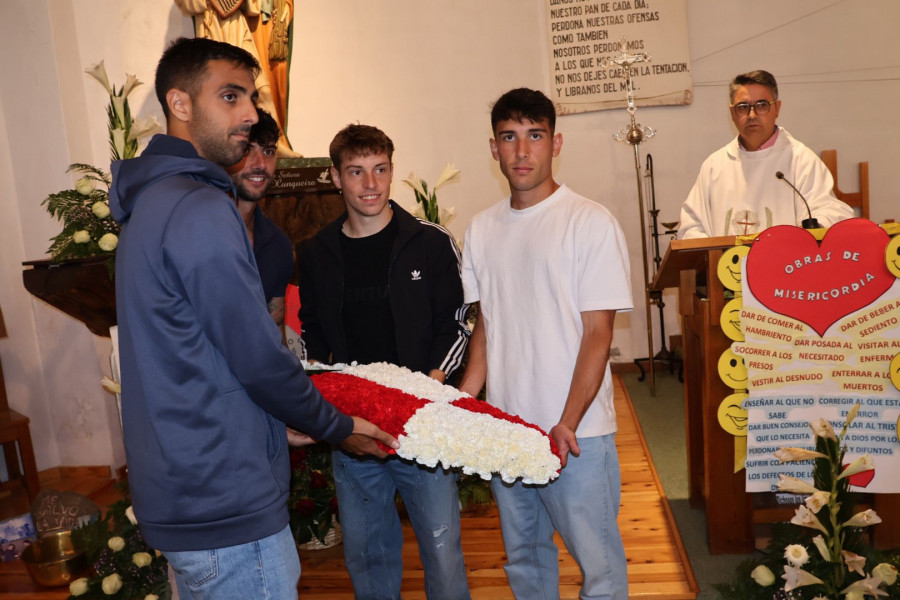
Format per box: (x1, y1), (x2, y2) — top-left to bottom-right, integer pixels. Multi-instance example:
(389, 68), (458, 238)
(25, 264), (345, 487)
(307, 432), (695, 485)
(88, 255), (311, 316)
(0, 304), (40, 502)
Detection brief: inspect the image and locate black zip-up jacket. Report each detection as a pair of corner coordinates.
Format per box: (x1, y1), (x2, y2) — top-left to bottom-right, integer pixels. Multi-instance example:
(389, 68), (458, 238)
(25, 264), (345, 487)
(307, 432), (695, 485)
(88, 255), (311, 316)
(297, 202), (469, 376)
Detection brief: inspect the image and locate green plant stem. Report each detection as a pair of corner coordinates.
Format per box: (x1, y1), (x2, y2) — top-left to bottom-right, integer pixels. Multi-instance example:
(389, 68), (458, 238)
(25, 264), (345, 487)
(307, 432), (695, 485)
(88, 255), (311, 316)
(824, 432), (847, 598)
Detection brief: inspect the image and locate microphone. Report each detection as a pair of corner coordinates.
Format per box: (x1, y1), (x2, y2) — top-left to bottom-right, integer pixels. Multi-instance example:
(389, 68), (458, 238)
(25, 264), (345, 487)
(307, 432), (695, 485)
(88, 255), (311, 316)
(775, 171), (821, 229)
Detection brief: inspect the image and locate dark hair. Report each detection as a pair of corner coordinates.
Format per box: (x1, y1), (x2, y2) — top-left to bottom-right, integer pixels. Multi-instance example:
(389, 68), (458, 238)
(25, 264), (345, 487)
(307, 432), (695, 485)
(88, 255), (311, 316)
(490, 88), (556, 134)
(329, 124), (394, 170)
(250, 107), (279, 147)
(155, 37), (259, 117)
(729, 70), (778, 103)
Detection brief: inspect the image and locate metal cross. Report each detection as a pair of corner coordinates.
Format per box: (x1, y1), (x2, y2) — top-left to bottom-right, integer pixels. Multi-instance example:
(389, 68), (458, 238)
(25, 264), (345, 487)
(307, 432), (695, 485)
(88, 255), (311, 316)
(609, 37), (658, 394)
(609, 37), (651, 116)
(611, 37), (654, 144)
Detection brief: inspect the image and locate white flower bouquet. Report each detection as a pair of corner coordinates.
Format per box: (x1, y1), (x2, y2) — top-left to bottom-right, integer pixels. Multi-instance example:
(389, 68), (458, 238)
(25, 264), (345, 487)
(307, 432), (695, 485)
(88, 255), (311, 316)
(43, 61), (159, 268)
(402, 163), (459, 226)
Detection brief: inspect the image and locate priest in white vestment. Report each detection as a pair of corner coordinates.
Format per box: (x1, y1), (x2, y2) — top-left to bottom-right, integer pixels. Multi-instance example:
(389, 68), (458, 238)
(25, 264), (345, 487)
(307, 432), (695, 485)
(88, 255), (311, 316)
(678, 70), (854, 239)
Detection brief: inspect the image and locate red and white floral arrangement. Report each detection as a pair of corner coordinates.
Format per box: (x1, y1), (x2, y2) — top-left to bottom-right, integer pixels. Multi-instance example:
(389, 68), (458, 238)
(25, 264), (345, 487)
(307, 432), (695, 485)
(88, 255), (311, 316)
(309, 362), (561, 485)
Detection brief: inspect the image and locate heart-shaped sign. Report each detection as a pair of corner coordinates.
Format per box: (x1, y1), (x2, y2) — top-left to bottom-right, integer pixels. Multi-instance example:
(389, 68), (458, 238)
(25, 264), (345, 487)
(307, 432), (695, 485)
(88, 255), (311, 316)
(847, 465), (875, 488)
(746, 219), (892, 336)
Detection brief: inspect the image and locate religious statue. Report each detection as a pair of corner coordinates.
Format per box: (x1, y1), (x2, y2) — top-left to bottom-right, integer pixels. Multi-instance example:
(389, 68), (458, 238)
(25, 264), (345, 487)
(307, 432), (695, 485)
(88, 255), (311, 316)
(174, 0), (299, 157)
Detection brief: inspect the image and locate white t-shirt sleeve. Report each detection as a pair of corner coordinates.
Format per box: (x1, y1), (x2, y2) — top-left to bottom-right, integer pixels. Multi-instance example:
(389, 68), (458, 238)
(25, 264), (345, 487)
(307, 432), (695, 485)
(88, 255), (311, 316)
(576, 207), (634, 313)
(461, 223), (480, 304)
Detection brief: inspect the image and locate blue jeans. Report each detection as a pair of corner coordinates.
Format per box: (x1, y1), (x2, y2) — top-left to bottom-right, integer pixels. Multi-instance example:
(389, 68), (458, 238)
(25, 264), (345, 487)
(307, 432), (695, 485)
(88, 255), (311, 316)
(333, 450), (471, 600)
(164, 524), (300, 599)
(490, 434), (628, 600)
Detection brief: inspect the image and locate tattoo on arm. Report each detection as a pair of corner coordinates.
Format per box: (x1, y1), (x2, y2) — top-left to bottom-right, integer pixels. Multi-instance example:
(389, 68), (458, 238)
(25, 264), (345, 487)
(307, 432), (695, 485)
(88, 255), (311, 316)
(268, 296), (286, 327)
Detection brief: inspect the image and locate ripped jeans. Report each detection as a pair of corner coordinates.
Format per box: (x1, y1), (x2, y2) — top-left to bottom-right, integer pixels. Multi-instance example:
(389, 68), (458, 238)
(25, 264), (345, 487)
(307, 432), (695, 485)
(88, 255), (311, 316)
(332, 451), (471, 600)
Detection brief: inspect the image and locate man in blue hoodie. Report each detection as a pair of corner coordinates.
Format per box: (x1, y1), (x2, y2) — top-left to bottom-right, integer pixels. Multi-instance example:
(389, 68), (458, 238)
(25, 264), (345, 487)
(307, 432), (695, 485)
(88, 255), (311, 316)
(109, 37), (397, 599)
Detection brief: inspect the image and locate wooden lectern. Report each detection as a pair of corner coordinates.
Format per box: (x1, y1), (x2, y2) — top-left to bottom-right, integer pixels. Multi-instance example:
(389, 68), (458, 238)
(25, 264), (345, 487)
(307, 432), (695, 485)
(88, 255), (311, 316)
(653, 235), (900, 554)
(654, 235), (753, 553)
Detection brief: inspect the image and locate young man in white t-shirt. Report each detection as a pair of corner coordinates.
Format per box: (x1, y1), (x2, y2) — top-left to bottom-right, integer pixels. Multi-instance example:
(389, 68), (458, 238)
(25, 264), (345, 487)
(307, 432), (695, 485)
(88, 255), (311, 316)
(458, 88), (633, 600)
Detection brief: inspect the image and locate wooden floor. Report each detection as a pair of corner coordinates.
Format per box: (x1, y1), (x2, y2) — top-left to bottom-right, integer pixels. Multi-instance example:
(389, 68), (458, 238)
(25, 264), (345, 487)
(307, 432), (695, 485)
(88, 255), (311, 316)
(0, 375), (697, 599)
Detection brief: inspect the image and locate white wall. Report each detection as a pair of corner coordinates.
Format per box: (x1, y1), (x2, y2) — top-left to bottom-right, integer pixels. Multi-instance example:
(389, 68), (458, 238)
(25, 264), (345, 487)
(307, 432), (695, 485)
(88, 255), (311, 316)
(0, 0), (190, 473)
(1, 0), (897, 471)
(287, 0), (900, 362)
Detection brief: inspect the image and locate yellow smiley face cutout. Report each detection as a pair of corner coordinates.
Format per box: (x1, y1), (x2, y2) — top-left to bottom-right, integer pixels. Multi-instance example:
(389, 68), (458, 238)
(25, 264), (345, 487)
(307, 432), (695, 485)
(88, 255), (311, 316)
(890, 352), (900, 392)
(886, 235), (900, 278)
(718, 347), (748, 390)
(718, 246), (750, 292)
(717, 392), (749, 436)
(720, 297), (744, 342)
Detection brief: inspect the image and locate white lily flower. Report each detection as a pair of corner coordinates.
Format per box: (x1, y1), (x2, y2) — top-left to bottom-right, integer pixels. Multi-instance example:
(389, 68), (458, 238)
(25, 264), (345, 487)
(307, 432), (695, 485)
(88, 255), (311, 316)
(810, 417), (837, 440)
(130, 116), (162, 140)
(125, 505), (138, 525)
(113, 128), (127, 159)
(784, 544), (810, 567)
(843, 508), (882, 528)
(811, 535), (830, 561)
(782, 565), (824, 591)
(804, 490), (830, 513)
(774, 447), (827, 463)
(402, 172), (427, 198)
(842, 550), (866, 576)
(838, 454), (874, 480)
(85, 60), (112, 94)
(776, 473), (818, 494)
(433, 162), (460, 191)
(790, 504), (828, 534)
(112, 96), (127, 128)
(409, 203), (427, 220)
(438, 205), (456, 227)
(121, 73), (142, 98)
(844, 402), (861, 427)
(841, 574), (889, 597)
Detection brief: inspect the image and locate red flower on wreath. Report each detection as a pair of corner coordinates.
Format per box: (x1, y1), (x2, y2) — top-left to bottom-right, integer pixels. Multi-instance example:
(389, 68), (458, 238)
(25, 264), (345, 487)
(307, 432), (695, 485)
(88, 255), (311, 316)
(312, 372), (428, 449)
(293, 499), (315, 516)
(309, 471), (329, 490)
(290, 448), (307, 469)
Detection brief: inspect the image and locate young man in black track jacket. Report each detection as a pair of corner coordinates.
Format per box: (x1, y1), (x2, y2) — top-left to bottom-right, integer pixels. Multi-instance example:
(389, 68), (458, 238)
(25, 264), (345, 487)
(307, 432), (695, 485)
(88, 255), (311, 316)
(296, 124), (471, 600)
